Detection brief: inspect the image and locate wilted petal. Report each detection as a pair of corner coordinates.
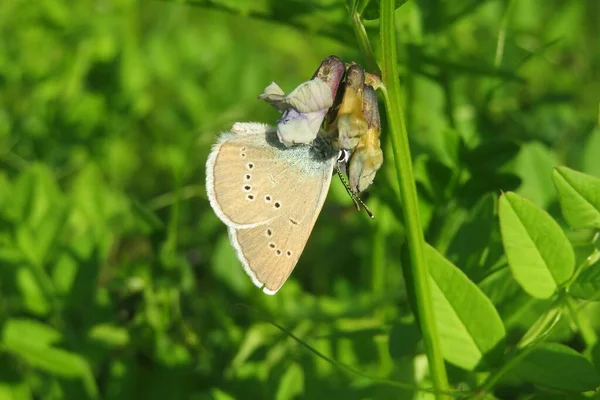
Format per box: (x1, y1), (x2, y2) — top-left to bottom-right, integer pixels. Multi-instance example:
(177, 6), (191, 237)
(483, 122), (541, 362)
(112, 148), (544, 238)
(348, 145), (383, 193)
(259, 56), (346, 147)
(332, 65), (367, 151)
(258, 82), (288, 111)
(312, 55), (346, 101)
(361, 85), (381, 130)
(259, 78), (335, 146)
(347, 85), (383, 193)
(285, 79), (333, 112)
(277, 108), (328, 146)
(337, 114), (367, 150)
(259, 79), (333, 114)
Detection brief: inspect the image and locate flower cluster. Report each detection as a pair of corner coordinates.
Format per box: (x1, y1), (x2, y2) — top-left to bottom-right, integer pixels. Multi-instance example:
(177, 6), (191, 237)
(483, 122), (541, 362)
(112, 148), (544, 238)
(259, 55), (383, 194)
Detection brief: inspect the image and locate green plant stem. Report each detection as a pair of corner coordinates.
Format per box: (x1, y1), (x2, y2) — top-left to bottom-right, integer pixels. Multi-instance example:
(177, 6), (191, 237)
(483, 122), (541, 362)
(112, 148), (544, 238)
(475, 308), (562, 398)
(474, 343), (531, 399)
(494, 0), (516, 67)
(568, 242), (600, 286)
(565, 296), (597, 346)
(379, 0), (450, 398)
(240, 304), (468, 397)
(351, 12), (379, 73)
(371, 201), (386, 316)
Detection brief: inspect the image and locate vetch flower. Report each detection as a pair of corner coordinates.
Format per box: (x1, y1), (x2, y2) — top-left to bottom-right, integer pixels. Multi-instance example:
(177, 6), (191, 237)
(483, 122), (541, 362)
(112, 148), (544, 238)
(347, 85), (383, 193)
(331, 64), (368, 152)
(259, 56), (345, 147)
(323, 62), (383, 194)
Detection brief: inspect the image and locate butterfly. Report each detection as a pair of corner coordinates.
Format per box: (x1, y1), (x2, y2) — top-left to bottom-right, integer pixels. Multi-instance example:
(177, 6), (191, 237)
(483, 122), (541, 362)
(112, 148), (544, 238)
(206, 57), (383, 294)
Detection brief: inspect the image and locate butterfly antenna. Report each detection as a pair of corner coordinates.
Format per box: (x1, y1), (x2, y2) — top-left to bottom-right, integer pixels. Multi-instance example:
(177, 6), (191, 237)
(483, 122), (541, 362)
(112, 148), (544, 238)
(335, 161), (375, 219)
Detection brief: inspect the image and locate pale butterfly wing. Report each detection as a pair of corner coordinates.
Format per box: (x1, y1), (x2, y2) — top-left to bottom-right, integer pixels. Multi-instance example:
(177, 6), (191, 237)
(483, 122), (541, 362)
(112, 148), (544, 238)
(206, 122), (336, 294)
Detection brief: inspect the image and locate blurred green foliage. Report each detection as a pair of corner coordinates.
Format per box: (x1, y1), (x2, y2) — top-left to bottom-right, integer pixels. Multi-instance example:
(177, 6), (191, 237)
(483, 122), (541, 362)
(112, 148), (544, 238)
(0, 0), (599, 399)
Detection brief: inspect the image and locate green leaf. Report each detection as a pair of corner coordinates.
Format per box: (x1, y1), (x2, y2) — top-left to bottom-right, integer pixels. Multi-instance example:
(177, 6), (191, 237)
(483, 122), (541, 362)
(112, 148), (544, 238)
(275, 362), (304, 400)
(2, 319), (62, 347)
(210, 389), (236, 400)
(463, 139), (521, 174)
(514, 142), (559, 208)
(0, 381), (31, 400)
(211, 234), (253, 296)
(583, 127), (600, 177)
(88, 323), (130, 347)
(569, 261), (600, 300)
(11, 164), (62, 225)
(517, 306), (562, 348)
(459, 173), (521, 207)
(499, 192), (575, 299)
(513, 343), (600, 392)
(2, 319), (86, 378)
(361, 0), (408, 20)
(15, 267), (50, 316)
(15, 205), (68, 267)
(426, 244), (506, 370)
(446, 193), (498, 279)
(552, 166), (600, 230)
(591, 341), (600, 377)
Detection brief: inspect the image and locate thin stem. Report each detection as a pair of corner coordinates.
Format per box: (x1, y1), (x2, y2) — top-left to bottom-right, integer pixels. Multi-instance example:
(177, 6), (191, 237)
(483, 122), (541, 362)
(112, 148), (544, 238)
(565, 295), (597, 347)
(475, 307), (563, 398)
(567, 232), (600, 286)
(351, 12), (379, 73)
(494, 0), (516, 67)
(371, 201), (387, 315)
(379, 0), (450, 398)
(238, 304), (469, 397)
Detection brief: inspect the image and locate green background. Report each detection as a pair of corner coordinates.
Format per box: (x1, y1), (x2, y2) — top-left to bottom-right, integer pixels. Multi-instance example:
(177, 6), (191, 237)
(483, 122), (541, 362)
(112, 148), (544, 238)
(1, 0), (599, 399)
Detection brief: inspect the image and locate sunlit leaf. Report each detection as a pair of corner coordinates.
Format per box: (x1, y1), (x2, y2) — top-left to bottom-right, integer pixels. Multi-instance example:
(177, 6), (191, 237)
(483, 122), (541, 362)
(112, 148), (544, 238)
(499, 192), (575, 299)
(2, 319), (89, 379)
(15, 267), (50, 316)
(2, 319), (62, 347)
(0, 380), (31, 400)
(426, 244), (506, 370)
(88, 324), (130, 348)
(552, 166), (600, 230)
